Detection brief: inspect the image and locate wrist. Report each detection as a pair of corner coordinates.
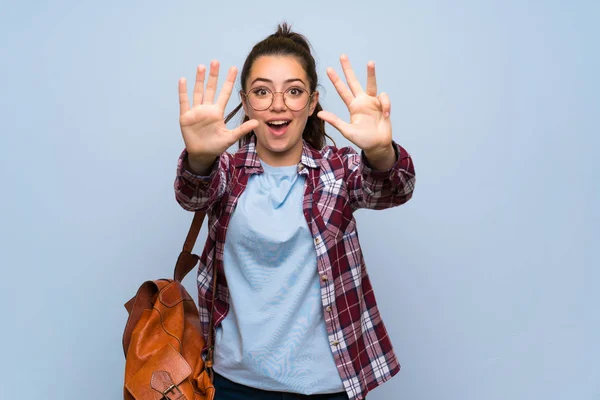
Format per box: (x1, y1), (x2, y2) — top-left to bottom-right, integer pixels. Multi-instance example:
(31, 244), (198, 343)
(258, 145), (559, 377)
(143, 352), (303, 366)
(186, 153), (218, 175)
(364, 144), (396, 171)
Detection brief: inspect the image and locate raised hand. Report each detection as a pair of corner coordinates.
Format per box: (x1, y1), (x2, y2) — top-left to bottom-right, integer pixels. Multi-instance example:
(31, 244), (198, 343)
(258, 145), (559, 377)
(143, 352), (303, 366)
(179, 61), (259, 161)
(317, 55), (394, 158)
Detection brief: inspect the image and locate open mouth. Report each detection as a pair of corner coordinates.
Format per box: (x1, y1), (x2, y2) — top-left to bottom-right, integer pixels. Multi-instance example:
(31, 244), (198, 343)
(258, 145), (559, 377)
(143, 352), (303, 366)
(266, 120), (291, 135)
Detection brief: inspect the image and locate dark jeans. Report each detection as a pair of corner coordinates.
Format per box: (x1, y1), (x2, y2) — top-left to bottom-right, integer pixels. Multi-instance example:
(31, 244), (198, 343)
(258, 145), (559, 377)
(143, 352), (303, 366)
(213, 372), (350, 400)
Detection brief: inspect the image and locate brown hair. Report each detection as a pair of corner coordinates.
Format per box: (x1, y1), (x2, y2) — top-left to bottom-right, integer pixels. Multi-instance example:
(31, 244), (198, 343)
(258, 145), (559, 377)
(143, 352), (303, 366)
(224, 22), (334, 150)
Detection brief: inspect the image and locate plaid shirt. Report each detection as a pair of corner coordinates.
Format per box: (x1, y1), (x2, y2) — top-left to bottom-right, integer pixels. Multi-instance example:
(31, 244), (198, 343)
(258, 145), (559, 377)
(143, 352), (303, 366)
(174, 137), (416, 400)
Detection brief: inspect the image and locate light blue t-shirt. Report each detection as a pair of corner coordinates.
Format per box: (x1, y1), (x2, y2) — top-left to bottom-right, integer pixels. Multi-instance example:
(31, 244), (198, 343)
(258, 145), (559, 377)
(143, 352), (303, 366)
(213, 161), (344, 394)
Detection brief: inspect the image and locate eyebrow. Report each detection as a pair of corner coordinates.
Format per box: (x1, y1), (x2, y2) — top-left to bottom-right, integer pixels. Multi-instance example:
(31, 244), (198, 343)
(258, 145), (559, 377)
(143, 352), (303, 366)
(250, 78), (306, 87)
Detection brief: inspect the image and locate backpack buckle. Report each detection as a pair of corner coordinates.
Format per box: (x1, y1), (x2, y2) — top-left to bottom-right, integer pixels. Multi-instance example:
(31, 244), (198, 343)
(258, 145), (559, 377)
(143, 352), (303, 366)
(162, 383), (183, 399)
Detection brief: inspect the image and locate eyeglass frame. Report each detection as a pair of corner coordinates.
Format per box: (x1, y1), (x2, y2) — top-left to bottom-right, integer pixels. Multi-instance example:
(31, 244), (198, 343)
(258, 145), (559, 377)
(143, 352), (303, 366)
(240, 88), (316, 112)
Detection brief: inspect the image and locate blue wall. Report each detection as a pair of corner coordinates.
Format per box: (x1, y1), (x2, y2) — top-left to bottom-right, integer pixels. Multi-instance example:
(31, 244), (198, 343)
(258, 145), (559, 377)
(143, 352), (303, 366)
(1, 1), (598, 398)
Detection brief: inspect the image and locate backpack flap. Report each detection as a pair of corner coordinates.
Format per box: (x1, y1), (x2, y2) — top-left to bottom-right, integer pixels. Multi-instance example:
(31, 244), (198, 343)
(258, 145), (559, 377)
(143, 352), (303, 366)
(125, 343), (192, 399)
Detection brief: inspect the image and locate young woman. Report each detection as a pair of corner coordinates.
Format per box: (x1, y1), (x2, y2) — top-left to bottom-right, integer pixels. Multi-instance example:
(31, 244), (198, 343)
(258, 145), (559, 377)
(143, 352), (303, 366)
(175, 23), (416, 400)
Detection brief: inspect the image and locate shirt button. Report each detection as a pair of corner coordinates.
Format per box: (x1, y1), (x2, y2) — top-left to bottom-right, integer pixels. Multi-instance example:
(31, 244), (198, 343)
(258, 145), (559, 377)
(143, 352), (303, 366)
(326, 306), (332, 312)
(332, 340), (339, 346)
(321, 275), (328, 281)
(314, 237), (321, 244)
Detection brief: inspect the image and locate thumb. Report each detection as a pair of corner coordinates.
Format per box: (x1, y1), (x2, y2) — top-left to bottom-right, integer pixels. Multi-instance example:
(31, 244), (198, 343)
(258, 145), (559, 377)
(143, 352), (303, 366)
(230, 119), (259, 141)
(317, 111), (352, 139)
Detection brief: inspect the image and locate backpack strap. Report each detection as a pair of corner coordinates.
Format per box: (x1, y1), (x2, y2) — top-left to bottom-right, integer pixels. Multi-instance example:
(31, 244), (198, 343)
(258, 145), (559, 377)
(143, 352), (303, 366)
(172, 211), (218, 372)
(173, 211), (206, 282)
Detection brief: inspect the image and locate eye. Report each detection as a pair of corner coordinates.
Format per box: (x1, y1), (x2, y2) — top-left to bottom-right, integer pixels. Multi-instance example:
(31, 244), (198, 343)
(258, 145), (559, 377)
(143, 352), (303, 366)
(251, 88), (270, 97)
(287, 87), (305, 97)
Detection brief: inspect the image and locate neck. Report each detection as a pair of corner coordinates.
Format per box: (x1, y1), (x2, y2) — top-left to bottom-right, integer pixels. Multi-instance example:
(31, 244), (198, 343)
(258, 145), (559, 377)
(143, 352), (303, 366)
(256, 142), (303, 167)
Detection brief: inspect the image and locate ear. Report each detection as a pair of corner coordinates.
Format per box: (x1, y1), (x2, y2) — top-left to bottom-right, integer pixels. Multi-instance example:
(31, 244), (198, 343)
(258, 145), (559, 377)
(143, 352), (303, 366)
(308, 91), (320, 116)
(240, 91), (249, 116)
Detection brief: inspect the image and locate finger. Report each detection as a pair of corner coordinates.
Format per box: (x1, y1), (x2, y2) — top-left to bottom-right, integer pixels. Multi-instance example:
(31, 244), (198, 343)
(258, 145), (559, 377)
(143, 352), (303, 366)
(192, 65), (206, 106)
(366, 61), (377, 97)
(178, 78), (190, 116)
(340, 54), (364, 96)
(203, 60), (220, 104)
(216, 66), (238, 110)
(317, 110), (353, 139)
(378, 92), (391, 118)
(326, 67), (354, 106)
(230, 119), (259, 142)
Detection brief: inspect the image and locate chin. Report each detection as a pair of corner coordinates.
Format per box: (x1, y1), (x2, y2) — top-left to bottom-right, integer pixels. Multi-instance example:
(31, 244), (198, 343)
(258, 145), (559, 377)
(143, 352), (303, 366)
(258, 128), (303, 152)
(264, 138), (297, 155)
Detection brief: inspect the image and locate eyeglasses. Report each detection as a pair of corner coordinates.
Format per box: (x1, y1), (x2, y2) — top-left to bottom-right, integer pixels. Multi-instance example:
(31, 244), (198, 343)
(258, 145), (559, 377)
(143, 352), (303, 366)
(241, 87), (314, 111)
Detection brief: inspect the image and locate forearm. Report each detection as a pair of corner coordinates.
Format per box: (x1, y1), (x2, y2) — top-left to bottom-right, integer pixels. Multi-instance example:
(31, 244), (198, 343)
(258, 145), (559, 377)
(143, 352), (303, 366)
(175, 150), (230, 212)
(358, 142), (416, 209)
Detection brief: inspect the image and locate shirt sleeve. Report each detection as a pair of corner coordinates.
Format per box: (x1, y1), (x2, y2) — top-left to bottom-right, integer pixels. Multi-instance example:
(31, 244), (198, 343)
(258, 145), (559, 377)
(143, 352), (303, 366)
(343, 141), (416, 210)
(174, 149), (233, 212)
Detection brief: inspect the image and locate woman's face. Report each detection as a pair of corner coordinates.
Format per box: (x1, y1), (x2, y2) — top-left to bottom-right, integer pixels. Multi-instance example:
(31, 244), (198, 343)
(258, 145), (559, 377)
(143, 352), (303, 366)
(242, 55), (319, 166)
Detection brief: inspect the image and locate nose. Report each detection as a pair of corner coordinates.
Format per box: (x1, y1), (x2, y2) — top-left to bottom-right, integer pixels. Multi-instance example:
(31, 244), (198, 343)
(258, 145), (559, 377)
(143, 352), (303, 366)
(270, 92), (287, 111)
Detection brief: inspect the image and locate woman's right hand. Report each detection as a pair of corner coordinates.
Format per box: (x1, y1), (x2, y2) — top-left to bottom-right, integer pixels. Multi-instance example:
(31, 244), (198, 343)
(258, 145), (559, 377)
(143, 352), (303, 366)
(178, 60), (258, 163)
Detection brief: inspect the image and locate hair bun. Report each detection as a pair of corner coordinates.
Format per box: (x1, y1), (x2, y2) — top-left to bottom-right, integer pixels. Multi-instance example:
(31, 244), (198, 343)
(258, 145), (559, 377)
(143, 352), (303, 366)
(272, 22), (311, 54)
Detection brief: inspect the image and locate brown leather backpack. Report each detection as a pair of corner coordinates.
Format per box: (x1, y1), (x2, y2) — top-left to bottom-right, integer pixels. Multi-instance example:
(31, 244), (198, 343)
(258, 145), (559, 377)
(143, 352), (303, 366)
(122, 211), (216, 400)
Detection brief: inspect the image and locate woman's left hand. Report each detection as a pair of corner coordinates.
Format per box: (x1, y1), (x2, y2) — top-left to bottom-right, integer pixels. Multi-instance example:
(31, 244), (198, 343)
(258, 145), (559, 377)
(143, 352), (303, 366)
(317, 55), (394, 159)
